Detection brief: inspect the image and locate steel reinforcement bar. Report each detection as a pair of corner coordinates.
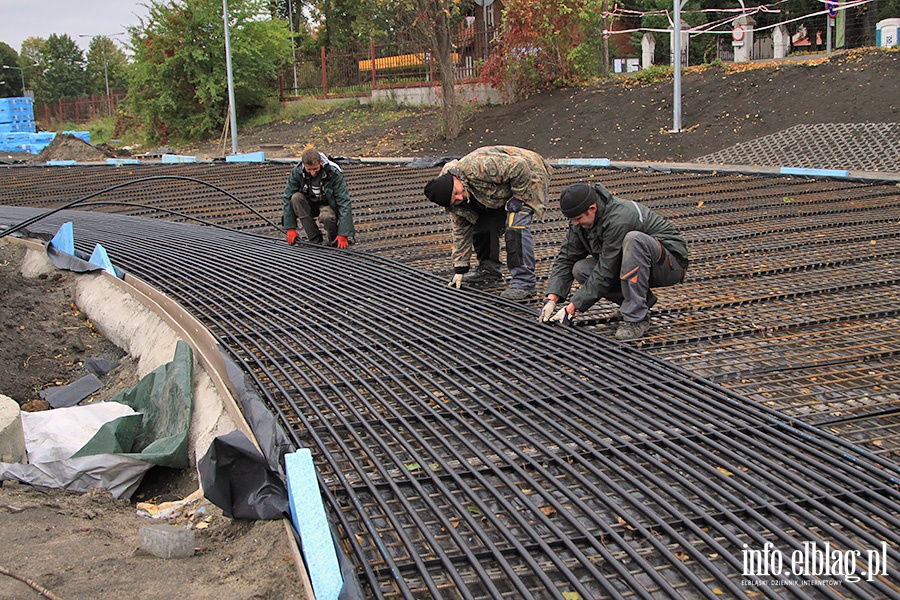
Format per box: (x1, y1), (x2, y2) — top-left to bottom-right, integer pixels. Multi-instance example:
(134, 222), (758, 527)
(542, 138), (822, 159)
(2, 205), (900, 599)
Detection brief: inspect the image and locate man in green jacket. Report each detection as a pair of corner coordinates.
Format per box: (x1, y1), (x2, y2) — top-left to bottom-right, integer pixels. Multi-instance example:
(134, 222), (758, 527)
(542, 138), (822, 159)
(539, 183), (688, 340)
(282, 148), (355, 248)
(424, 145), (552, 301)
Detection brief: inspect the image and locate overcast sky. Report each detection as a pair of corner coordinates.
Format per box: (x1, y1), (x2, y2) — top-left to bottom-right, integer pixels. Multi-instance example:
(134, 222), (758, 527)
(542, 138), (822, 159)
(0, 1), (151, 54)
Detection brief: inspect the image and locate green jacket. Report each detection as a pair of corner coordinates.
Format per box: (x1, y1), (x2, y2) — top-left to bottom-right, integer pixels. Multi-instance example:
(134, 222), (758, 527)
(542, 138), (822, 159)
(441, 146), (552, 269)
(546, 183), (689, 311)
(282, 159), (355, 238)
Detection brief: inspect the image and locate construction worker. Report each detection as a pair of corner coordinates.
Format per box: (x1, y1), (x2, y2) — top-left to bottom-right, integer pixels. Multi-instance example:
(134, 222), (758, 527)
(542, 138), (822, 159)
(423, 145), (552, 301)
(539, 183), (688, 340)
(282, 148), (355, 248)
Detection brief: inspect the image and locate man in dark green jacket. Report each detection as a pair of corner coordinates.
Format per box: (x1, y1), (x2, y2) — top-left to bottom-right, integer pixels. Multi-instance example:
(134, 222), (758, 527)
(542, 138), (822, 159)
(282, 148), (355, 248)
(539, 183), (688, 340)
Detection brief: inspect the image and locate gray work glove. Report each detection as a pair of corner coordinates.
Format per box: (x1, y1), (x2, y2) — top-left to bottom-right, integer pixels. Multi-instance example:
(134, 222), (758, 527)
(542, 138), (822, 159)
(538, 298), (557, 322)
(550, 305), (573, 326)
(448, 273), (464, 289)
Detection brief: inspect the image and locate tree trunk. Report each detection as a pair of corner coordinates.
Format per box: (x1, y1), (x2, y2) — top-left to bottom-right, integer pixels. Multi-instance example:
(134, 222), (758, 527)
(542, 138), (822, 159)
(432, 2), (461, 139)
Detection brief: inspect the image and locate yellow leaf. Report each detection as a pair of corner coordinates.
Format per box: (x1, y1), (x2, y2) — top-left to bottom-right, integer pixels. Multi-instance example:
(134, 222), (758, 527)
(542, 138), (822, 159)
(717, 466), (733, 476)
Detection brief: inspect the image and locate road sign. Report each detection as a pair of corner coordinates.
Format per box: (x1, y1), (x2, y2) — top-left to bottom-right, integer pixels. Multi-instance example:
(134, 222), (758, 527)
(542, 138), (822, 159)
(732, 25), (745, 46)
(826, 1), (839, 17)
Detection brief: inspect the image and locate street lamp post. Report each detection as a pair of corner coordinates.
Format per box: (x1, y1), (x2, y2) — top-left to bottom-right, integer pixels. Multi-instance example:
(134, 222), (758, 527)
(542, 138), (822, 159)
(79, 33), (124, 116)
(1, 65), (27, 96)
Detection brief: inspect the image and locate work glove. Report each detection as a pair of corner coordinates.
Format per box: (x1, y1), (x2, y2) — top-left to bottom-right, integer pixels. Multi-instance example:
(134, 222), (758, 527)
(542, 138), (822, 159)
(550, 304), (574, 326)
(335, 235), (349, 249)
(448, 273), (464, 289)
(538, 298), (557, 322)
(286, 229), (299, 245)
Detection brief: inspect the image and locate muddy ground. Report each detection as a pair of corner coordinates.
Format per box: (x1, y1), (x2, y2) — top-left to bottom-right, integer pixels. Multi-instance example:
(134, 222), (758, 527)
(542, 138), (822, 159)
(0, 240), (304, 600)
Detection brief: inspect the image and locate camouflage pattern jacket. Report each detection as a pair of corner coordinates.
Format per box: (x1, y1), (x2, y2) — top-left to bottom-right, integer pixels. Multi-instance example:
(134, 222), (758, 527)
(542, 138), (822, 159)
(440, 146), (552, 270)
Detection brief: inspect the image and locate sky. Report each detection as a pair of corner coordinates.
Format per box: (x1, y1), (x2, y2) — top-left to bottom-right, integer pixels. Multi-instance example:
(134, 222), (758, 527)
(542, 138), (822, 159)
(0, 1), (152, 54)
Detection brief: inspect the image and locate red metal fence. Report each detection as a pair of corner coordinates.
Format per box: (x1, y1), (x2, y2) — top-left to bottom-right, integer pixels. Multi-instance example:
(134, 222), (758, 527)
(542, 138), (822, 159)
(32, 27), (499, 124)
(280, 26), (499, 99)
(34, 92), (126, 127)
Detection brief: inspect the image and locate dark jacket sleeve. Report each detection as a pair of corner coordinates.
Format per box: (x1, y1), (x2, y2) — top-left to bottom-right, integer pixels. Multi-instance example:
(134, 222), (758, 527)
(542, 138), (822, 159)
(570, 206), (637, 311)
(545, 226), (589, 300)
(282, 163), (305, 229)
(324, 165), (355, 239)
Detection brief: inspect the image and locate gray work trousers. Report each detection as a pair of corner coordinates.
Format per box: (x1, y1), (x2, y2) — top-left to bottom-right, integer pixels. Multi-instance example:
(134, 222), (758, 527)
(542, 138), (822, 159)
(505, 199), (536, 289)
(472, 200), (536, 289)
(291, 192), (337, 244)
(573, 231), (685, 321)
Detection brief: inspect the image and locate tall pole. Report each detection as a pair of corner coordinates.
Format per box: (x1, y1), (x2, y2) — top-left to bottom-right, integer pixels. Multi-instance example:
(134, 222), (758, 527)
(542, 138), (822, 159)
(287, 0), (298, 96)
(79, 33), (123, 116)
(2, 65), (29, 96)
(672, 0), (683, 132)
(222, 0), (239, 155)
(102, 45), (112, 116)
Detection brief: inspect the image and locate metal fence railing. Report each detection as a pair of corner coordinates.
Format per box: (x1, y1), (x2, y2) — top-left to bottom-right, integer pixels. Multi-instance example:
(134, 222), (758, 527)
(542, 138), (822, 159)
(281, 26), (500, 99)
(34, 92), (126, 127)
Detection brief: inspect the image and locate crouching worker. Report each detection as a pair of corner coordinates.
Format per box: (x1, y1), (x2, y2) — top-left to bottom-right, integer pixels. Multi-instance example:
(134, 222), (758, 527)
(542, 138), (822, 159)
(283, 147), (355, 248)
(424, 145), (552, 301)
(539, 183), (688, 341)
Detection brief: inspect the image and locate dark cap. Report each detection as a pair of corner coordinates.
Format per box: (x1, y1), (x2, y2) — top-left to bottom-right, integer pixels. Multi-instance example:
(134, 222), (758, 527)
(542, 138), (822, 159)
(559, 184), (598, 218)
(425, 173), (455, 207)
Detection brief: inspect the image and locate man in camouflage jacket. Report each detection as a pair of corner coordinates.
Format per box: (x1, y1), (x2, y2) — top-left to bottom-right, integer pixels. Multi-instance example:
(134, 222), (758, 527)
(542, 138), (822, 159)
(423, 146), (552, 301)
(539, 182), (688, 340)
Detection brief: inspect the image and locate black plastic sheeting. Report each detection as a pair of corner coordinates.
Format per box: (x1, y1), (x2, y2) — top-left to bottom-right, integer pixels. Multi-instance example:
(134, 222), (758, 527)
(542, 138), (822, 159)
(2, 205), (900, 599)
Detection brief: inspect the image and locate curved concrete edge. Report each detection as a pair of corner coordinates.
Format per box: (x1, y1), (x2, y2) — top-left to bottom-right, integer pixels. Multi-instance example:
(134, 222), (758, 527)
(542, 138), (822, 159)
(7, 236), (314, 600)
(12, 236), (245, 465)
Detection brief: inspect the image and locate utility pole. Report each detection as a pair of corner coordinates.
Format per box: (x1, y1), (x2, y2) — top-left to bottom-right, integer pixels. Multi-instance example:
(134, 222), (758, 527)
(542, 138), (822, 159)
(79, 33), (124, 116)
(672, 0), (686, 132)
(1, 65), (28, 96)
(223, 0), (239, 155)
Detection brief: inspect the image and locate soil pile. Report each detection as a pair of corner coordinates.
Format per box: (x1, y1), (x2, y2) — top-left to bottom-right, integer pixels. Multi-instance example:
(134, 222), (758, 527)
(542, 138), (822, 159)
(34, 133), (113, 163)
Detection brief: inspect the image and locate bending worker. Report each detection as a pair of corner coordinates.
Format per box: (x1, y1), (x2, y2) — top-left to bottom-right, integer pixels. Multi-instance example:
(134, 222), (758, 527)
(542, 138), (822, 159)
(282, 147), (355, 248)
(423, 145), (552, 301)
(539, 183), (688, 341)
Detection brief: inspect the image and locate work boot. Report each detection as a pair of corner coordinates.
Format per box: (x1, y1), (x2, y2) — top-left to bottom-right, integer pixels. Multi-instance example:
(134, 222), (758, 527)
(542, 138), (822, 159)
(500, 286), (535, 301)
(615, 318), (651, 341)
(463, 268), (502, 287)
(610, 290), (658, 321)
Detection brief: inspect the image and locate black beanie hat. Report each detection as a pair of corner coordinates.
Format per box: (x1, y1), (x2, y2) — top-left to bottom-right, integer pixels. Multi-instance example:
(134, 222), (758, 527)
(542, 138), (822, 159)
(425, 173), (455, 207)
(559, 184), (598, 218)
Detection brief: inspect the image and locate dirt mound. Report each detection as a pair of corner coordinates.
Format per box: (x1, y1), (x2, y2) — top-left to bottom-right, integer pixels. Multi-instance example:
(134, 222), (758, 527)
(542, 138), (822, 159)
(34, 133), (114, 163)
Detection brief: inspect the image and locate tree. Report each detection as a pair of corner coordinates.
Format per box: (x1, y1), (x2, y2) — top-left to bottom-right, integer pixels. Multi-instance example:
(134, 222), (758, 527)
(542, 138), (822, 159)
(37, 34), (88, 104)
(367, 0), (466, 139)
(126, 0), (291, 143)
(85, 36), (130, 96)
(0, 42), (21, 97)
(484, 0), (588, 98)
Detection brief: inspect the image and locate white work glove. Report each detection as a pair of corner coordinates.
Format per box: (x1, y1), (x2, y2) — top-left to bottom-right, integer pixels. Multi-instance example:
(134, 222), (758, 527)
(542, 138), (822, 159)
(538, 298), (557, 322)
(550, 305), (573, 326)
(448, 273), (464, 289)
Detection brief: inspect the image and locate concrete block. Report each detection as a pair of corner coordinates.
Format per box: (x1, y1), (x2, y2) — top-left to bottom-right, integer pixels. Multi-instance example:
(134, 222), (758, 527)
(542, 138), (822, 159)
(0, 394), (26, 463)
(225, 151), (265, 163)
(139, 523), (195, 558)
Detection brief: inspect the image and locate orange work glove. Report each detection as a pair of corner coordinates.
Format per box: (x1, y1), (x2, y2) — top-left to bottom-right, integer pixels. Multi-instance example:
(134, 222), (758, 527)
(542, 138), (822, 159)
(286, 229), (299, 245)
(335, 235), (349, 249)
